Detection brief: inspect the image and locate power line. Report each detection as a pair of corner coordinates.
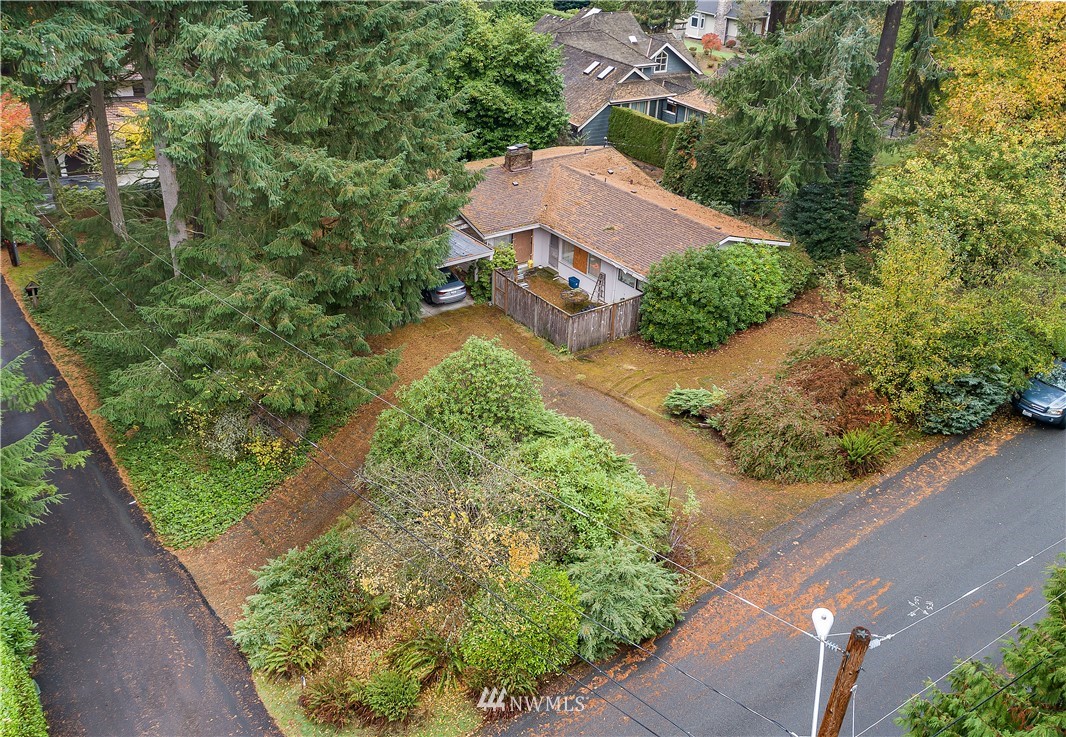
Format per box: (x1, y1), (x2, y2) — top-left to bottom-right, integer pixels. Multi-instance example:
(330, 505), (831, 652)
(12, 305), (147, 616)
(870, 538), (1066, 645)
(50, 227), (800, 736)
(928, 655), (1051, 737)
(97, 223), (831, 651)
(854, 590), (1064, 737)
(47, 232), (682, 737)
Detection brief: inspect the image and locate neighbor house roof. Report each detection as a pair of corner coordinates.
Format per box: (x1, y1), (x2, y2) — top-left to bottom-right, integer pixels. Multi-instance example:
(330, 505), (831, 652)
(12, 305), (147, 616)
(462, 146), (786, 277)
(536, 8), (706, 129)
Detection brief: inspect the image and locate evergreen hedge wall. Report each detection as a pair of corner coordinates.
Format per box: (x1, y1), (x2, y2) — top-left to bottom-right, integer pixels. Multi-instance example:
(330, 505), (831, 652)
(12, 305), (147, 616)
(607, 107), (682, 168)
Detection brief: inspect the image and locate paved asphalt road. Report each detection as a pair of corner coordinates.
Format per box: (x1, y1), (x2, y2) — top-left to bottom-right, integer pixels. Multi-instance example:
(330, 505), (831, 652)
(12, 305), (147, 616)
(2, 281), (279, 737)
(492, 422), (1066, 737)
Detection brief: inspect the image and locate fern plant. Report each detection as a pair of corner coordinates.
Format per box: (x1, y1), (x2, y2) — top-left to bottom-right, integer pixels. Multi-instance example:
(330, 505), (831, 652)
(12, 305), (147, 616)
(838, 422), (899, 475)
(260, 624), (322, 679)
(299, 676), (363, 728)
(359, 670), (421, 724)
(388, 631), (463, 690)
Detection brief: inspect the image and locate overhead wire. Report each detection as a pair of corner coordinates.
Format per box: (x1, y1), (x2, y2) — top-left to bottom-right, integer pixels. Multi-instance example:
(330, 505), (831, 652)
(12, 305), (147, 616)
(927, 654), (1051, 737)
(869, 538), (1066, 645)
(48, 229), (683, 737)
(854, 589), (1064, 736)
(49, 224), (805, 735)
(98, 222), (832, 651)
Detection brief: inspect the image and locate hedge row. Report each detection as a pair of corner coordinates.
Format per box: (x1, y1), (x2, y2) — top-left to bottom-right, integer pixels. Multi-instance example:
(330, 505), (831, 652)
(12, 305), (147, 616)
(607, 107), (682, 168)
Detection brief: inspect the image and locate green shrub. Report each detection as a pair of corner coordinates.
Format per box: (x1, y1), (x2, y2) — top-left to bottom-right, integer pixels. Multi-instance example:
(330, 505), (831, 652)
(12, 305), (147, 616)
(0, 639), (48, 737)
(359, 670), (421, 724)
(300, 676), (364, 728)
(467, 245), (516, 304)
(777, 246), (816, 300)
(388, 631), (463, 689)
(640, 242), (791, 353)
(259, 624), (322, 679)
(233, 530), (366, 671)
(838, 423), (899, 475)
(719, 381), (848, 483)
(661, 119), (753, 207)
(919, 371), (1011, 435)
(369, 337), (548, 472)
(460, 565), (580, 695)
(607, 107), (682, 168)
(519, 418), (670, 551)
(663, 386), (726, 417)
(567, 545), (682, 661)
(0, 589), (37, 671)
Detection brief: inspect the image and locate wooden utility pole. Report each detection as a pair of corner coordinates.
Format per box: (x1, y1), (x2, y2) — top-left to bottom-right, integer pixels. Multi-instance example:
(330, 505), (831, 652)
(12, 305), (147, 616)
(817, 627), (871, 737)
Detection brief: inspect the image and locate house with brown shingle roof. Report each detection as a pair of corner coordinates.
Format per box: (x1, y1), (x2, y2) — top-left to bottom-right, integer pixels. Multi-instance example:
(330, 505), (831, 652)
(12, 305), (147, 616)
(458, 144), (788, 305)
(534, 8), (715, 145)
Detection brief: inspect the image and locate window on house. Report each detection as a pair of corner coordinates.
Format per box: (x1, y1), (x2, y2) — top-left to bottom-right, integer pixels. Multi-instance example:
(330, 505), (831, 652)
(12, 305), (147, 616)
(653, 51), (668, 73)
(561, 240), (575, 266)
(618, 270), (637, 288)
(689, 16), (699, 28)
(629, 100), (650, 115)
(665, 100), (677, 115)
(587, 255), (601, 276)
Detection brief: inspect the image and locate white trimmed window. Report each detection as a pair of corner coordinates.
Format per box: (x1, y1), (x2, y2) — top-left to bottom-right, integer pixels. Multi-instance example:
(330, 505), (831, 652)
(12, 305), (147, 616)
(653, 50), (668, 72)
(618, 270), (637, 288)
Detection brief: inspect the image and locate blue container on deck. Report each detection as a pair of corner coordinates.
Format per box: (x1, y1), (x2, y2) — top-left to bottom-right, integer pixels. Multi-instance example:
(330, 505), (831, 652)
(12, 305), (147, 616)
(567, 276), (581, 289)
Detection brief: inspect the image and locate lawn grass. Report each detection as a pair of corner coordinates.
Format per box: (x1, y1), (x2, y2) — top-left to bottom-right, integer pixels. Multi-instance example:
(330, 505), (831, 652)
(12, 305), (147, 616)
(1, 243), (56, 290)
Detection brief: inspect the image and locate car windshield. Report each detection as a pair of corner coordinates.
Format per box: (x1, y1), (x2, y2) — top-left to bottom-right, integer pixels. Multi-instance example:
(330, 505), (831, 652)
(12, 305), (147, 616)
(1036, 362), (1066, 391)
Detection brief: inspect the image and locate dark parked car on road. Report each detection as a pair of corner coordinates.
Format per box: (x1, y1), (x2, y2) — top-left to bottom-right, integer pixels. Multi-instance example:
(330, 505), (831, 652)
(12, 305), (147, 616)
(1013, 360), (1066, 428)
(422, 268), (468, 305)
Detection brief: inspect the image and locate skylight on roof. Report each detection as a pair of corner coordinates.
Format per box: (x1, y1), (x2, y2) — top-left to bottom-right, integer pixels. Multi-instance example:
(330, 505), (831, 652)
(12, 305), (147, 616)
(583, 61), (600, 74)
(596, 65), (615, 80)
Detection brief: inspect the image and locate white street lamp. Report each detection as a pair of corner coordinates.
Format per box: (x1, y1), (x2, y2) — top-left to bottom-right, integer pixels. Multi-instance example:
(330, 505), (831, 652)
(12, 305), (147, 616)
(811, 607), (835, 737)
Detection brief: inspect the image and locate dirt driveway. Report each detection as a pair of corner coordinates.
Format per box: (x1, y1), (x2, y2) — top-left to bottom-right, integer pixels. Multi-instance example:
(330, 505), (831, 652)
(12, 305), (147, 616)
(178, 294), (920, 627)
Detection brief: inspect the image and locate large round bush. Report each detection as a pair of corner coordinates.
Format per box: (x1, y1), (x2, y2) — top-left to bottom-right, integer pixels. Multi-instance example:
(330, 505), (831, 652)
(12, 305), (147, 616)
(639, 242), (790, 353)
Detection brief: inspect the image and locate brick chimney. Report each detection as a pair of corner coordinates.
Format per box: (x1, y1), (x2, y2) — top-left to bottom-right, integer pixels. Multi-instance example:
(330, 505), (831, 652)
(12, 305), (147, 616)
(503, 143), (533, 172)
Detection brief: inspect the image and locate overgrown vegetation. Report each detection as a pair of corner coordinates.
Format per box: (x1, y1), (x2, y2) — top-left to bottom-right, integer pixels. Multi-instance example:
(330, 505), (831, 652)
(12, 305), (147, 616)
(236, 337), (683, 726)
(607, 107), (683, 169)
(639, 241), (794, 353)
(826, 4), (1066, 435)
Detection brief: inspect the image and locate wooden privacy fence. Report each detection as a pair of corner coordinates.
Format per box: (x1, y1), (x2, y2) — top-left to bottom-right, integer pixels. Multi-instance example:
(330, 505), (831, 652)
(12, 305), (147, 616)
(492, 269), (641, 352)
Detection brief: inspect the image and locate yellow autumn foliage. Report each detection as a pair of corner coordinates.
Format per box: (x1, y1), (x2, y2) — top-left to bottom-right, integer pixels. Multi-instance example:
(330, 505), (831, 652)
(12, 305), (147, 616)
(941, 2), (1066, 140)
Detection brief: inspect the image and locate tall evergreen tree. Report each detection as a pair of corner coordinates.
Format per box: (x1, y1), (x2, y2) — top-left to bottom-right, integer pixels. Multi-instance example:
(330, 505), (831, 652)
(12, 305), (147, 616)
(897, 0), (952, 133)
(707, 1), (880, 193)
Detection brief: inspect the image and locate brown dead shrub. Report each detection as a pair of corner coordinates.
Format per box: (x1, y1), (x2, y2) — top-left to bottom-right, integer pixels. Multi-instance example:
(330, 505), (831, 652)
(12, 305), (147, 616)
(785, 356), (891, 434)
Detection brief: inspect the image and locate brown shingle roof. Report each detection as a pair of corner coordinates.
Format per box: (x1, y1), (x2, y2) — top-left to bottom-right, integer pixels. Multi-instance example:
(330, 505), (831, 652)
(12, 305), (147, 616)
(673, 87), (716, 113)
(610, 79), (675, 103)
(461, 147), (786, 276)
(557, 47), (631, 127)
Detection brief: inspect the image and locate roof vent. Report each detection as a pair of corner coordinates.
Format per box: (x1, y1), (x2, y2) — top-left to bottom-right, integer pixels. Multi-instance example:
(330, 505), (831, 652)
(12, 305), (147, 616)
(586, 7), (601, 15)
(596, 65), (615, 80)
(504, 144), (533, 172)
(583, 61), (600, 74)
(629, 35), (638, 43)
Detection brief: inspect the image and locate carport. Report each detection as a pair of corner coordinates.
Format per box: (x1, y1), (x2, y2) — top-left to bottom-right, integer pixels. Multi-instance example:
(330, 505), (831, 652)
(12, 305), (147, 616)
(441, 227), (493, 270)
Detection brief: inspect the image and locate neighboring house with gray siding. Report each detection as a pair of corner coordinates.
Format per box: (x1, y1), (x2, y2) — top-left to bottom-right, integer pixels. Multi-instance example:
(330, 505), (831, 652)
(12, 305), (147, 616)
(534, 8), (715, 145)
(684, 0), (770, 43)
